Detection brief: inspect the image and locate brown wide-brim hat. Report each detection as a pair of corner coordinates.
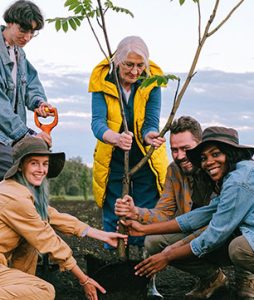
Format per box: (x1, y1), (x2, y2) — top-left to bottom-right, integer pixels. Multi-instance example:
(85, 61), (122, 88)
(187, 126), (254, 167)
(4, 136), (65, 179)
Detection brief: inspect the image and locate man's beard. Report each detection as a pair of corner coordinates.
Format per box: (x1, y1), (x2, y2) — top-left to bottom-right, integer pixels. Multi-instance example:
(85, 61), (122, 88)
(175, 157), (195, 175)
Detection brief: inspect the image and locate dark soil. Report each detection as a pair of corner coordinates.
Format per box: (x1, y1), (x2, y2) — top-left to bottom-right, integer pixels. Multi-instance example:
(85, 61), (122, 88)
(38, 200), (238, 300)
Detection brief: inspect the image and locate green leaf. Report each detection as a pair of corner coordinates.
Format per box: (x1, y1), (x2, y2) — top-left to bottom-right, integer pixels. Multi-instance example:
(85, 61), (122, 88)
(62, 21), (69, 32)
(74, 5), (83, 14)
(157, 76), (164, 86)
(104, 1), (134, 18)
(69, 2), (80, 11)
(140, 77), (157, 88)
(68, 18), (77, 30)
(74, 17), (81, 26)
(161, 77), (168, 85)
(87, 10), (96, 18)
(83, 0), (93, 12)
(179, 0), (185, 5)
(55, 19), (61, 31)
(105, 0), (113, 8)
(46, 18), (55, 23)
(95, 7), (100, 17)
(64, 0), (74, 6)
(166, 74), (179, 81)
(65, 0), (79, 8)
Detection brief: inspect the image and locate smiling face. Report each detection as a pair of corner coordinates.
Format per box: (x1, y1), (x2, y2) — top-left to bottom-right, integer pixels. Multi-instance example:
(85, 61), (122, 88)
(21, 155), (49, 186)
(200, 144), (227, 182)
(170, 131), (199, 175)
(118, 52), (146, 90)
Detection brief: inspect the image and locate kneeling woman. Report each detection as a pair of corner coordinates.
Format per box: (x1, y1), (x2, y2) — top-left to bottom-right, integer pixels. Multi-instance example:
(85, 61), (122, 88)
(123, 126), (254, 299)
(0, 136), (126, 300)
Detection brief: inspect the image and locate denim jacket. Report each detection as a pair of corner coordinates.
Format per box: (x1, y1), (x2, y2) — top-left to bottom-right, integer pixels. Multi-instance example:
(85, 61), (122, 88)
(0, 26), (47, 145)
(177, 160), (254, 257)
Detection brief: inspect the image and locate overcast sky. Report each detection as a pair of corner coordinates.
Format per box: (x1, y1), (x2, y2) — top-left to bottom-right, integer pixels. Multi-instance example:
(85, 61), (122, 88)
(1, 0), (254, 163)
(0, 0), (254, 73)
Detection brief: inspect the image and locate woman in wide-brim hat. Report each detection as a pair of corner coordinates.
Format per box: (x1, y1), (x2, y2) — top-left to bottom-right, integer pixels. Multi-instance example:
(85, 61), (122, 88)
(0, 136), (127, 300)
(120, 126), (254, 299)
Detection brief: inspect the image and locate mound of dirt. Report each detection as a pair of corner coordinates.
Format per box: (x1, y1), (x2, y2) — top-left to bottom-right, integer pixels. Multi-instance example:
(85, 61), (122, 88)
(39, 200), (237, 300)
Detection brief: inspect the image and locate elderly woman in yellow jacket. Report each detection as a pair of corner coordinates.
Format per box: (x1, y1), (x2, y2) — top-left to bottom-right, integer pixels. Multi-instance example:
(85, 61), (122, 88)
(89, 36), (169, 248)
(0, 136), (126, 300)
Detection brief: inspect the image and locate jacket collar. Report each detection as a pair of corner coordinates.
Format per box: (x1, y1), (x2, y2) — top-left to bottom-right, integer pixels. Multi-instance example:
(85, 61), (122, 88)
(0, 25), (13, 65)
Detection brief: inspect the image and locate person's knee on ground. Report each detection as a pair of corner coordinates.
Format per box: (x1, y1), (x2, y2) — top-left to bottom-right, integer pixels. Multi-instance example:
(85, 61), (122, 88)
(229, 236), (254, 298)
(229, 235), (254, 273)
(39, 280), (55, 300)
(144, 232), (189, 256)
(144, 235), (166, 256)
(0, 266), (55, 300)
(26, 280), (55, 300)
(144, 233), (190, 299)
(20, 279), (55, 300)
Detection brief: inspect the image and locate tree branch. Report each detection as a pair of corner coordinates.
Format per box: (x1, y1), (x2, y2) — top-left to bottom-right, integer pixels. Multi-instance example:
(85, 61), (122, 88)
(197, 0), (201, 44)
(86, 16), (108, 60)
(129, 0), (220, 176)
(207, 0), (245, 37)
(97, 0), (130, 259)
(97, 0), (113, 57)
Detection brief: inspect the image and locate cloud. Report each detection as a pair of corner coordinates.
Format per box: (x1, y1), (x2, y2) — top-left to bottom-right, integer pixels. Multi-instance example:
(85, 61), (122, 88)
(201, 121), (227, 128)
(59, 111), (91, 118)
(35, 60), (87, 75)
(42, 80), (55, 88)
(49, 97), (81, 104)
(191, 87), (206, 93)
(241, 115), (252, 120)
(29, 69), (254, 163)
(57, 121), (90, 130)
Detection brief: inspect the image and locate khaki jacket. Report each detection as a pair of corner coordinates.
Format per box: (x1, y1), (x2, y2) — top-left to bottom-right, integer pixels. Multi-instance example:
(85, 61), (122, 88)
(0, 179), (89, 273)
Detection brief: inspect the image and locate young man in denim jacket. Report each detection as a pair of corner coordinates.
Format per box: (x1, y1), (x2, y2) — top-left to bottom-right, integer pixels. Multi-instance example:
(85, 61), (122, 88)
(0, 0), (53, 180)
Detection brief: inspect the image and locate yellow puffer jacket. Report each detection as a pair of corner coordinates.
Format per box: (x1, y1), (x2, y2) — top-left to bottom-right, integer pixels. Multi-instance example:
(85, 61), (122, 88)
(89, 58), (169, 208)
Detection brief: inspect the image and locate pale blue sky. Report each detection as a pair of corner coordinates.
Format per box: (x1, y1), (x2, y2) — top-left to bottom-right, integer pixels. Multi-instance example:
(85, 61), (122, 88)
(1, 0), (254, 162)
(0, 0), (254, 73)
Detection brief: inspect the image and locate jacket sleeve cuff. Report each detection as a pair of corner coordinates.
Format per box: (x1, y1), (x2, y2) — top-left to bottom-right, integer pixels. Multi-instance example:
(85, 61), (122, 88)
(176, 214), (193, 232)
(59, 256), (77, 272)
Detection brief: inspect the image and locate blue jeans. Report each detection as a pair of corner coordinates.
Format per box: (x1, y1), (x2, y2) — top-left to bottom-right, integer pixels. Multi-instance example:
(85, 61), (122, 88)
(103, 163), (159, 249)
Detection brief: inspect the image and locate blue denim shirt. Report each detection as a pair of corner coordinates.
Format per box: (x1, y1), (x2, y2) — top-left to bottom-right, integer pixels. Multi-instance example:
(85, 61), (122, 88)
(176, 160), (254, 257)
(0, 26), (47, 145)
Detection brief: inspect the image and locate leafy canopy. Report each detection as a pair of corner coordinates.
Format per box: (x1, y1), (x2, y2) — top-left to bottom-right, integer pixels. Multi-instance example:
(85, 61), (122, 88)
(47, 0), (134, 32)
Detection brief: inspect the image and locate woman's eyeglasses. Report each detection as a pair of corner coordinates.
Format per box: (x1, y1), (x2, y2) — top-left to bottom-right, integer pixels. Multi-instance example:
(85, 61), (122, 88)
(121, 61), (145, 71)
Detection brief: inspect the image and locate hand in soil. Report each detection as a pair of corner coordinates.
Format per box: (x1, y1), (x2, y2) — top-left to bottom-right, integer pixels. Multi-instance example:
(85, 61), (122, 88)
(134, 252), (169, 277)
(83, 277), (106, 300)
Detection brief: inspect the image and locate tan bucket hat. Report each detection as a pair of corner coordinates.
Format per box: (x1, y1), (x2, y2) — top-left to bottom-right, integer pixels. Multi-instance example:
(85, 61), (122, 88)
(187, 126), (254, 167)
(4, 136), (65, 179)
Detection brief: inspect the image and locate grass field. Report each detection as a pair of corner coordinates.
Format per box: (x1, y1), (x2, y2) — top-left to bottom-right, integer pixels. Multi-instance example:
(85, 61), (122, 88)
(49, 195), (93, 201)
